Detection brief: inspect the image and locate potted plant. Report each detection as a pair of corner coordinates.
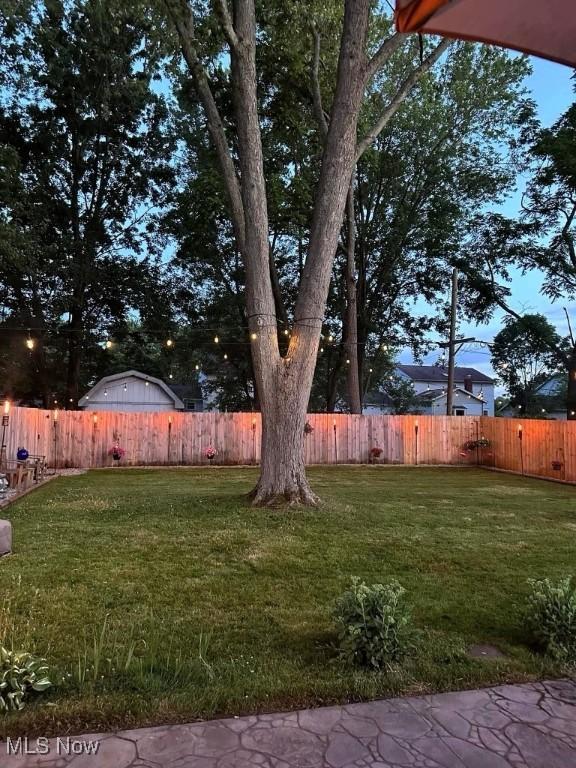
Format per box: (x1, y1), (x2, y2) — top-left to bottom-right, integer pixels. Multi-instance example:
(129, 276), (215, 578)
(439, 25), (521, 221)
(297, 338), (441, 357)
(369, 446), (383, 464)
(108, 436), (125, 465)
(463, 437), (491, 453)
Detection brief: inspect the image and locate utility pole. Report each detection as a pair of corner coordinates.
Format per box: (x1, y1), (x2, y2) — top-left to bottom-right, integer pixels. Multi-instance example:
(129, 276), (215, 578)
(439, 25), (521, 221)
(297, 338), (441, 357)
(446, 268), (458, 416)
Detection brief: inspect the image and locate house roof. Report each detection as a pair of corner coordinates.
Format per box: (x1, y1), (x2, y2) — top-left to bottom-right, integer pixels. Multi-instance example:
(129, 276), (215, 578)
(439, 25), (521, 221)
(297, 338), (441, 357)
(534, 372), (564, 394)
(80, 370), (185, 409)
(397, 364), (493, 384)
(364, 390), (394, 407)
(167, 382), (203, 401)
(418, 386), (485, 403)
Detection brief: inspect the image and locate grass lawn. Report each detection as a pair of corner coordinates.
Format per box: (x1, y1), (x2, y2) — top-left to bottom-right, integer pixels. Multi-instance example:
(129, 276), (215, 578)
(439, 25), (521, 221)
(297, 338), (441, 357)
(1, 466), (574, 736)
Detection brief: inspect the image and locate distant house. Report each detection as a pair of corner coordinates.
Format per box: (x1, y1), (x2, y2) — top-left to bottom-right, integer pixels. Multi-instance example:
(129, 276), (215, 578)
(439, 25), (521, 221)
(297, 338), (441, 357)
(365, 365), (495, 416)
(496, 373), (568, 420)
(78, 370), (203, 412)
(363, 390), (394, 415)
(533, 373), (568, 419)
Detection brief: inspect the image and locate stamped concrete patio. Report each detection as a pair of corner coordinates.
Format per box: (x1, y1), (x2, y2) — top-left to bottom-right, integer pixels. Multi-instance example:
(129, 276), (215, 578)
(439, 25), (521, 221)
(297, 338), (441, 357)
(4, 679), (576, 767)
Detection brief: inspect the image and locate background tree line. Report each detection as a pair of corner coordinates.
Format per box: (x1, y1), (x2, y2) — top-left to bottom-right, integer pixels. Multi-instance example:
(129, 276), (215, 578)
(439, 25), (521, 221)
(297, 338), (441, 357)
(0, 0), (574, 417)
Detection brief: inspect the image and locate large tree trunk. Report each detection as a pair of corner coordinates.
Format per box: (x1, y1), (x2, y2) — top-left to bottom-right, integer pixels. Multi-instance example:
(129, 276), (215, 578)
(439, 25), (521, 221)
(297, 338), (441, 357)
(250, 346), (319, 505)
(344, 179), (362, 413)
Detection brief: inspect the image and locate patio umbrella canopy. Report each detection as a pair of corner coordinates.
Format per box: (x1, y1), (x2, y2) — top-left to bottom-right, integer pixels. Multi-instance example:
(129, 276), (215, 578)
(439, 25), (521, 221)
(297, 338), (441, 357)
(395, 0), (576, 67)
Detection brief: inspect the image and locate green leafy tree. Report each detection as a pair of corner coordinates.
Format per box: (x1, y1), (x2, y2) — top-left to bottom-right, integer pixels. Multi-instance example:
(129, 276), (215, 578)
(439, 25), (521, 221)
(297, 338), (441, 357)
(0, 0), (175, 405)
(491, 314), (563, 415)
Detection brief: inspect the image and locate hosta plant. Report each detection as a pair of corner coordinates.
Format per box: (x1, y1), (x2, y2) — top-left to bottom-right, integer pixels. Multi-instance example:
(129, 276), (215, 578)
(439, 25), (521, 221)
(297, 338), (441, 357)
(524, 577), (576, 662)
(332, 577), (414, 669)
(0, 647), (52, 711)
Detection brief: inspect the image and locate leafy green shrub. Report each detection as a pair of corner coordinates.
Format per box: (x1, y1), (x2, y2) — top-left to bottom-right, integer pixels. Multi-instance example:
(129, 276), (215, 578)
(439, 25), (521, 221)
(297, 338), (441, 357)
(524, 577), (576, 662)
(332, 577), (413, 669)
(0, 647), (52, 711)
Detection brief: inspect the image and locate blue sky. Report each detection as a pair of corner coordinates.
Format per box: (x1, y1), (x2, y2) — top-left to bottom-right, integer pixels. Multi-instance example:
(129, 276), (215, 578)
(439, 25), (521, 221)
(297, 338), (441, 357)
(400, 57), (575, 386)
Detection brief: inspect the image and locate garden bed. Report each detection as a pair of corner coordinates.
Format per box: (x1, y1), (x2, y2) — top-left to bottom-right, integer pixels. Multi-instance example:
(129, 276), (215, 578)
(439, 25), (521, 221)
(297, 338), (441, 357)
(1, 466), (574, 736)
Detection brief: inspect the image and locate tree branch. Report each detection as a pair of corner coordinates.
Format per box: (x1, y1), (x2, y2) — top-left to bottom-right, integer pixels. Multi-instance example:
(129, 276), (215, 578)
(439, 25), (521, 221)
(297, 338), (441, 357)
(213, 0), (239, 50)
(356, 37), (451, 161)
(364, 32), (406, 82)
(310, 25), (328, 140)
(163, 0), (246, 254)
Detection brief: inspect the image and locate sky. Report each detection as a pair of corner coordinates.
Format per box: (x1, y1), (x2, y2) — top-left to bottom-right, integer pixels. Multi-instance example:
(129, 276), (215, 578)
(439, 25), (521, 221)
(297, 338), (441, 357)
(400, 57), (575, 387)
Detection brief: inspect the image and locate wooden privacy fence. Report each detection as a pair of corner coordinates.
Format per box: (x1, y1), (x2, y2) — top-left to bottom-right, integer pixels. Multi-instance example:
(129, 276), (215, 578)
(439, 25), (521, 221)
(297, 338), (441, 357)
(4, 407), (576, 483)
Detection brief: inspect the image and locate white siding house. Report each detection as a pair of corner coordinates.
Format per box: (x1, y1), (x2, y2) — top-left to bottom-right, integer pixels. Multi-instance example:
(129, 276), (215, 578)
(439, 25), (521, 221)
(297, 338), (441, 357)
(396, 365), (495, 416)
(78, 370), (201, 412)
(366, 365), (495, 416)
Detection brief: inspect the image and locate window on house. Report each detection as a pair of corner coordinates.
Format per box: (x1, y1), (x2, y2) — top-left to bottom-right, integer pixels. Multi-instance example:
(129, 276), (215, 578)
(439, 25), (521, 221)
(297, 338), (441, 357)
(483, 409), (489, 416)
(454, 408), (465, 416)
(183, 399), (196, 411)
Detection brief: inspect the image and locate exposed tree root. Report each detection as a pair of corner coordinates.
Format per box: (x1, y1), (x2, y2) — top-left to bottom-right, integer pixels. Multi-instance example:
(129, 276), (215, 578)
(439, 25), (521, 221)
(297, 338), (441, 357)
(248, 479), (321, 507)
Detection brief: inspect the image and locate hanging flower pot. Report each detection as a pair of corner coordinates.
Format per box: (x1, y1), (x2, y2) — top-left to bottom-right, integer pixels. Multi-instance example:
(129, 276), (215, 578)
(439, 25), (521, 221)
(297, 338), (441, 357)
(205, 445), (217, 463)
(108, 443), (125, 464)
(551, 460), (563, 471)
(16, 447), (29, 462)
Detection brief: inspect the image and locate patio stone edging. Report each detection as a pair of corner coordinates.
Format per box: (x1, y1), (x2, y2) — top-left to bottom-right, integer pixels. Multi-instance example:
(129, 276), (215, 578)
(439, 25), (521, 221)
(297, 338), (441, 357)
(2, 678), (576, 767)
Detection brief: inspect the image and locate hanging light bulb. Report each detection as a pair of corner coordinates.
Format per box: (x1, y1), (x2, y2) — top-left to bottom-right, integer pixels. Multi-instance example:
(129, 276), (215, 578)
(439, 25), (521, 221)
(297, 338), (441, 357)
(26, 337), (35, 350)
(250, 332), (257, 341)
(283, 329), (289, 336)
(328, 335), (334, 342)
(166, 338), (174, 347)
(124, 383), (127, 391)
(104, 388), (108, 397)
(169, 373), (173, 379)
(195, 364), (200, 371)
(105, 340), (113, 349)
(320, 347), (324, 353)
(224, 353), (228, 360)
(214, 335), (219, 344)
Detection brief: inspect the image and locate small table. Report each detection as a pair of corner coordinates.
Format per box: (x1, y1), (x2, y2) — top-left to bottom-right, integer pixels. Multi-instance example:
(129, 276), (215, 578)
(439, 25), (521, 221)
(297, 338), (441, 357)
(3, 462), (35, 492)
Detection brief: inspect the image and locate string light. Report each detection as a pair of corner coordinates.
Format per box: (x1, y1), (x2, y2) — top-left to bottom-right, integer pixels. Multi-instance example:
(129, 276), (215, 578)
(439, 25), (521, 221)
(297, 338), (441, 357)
(320, 347), (324, 353)
(214, 335), (219, 343)
(105, 340), (113, 349)
(166, 339), (174, 347)
(328, 335), (334, 342)
(283, 329), (289, 336)
(224, 353), (228, 360)
(123, 383), (127, 391)
(195, 364), (200, 371)
(250, 332), (257, 341)
(26, 337), (35, 350)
